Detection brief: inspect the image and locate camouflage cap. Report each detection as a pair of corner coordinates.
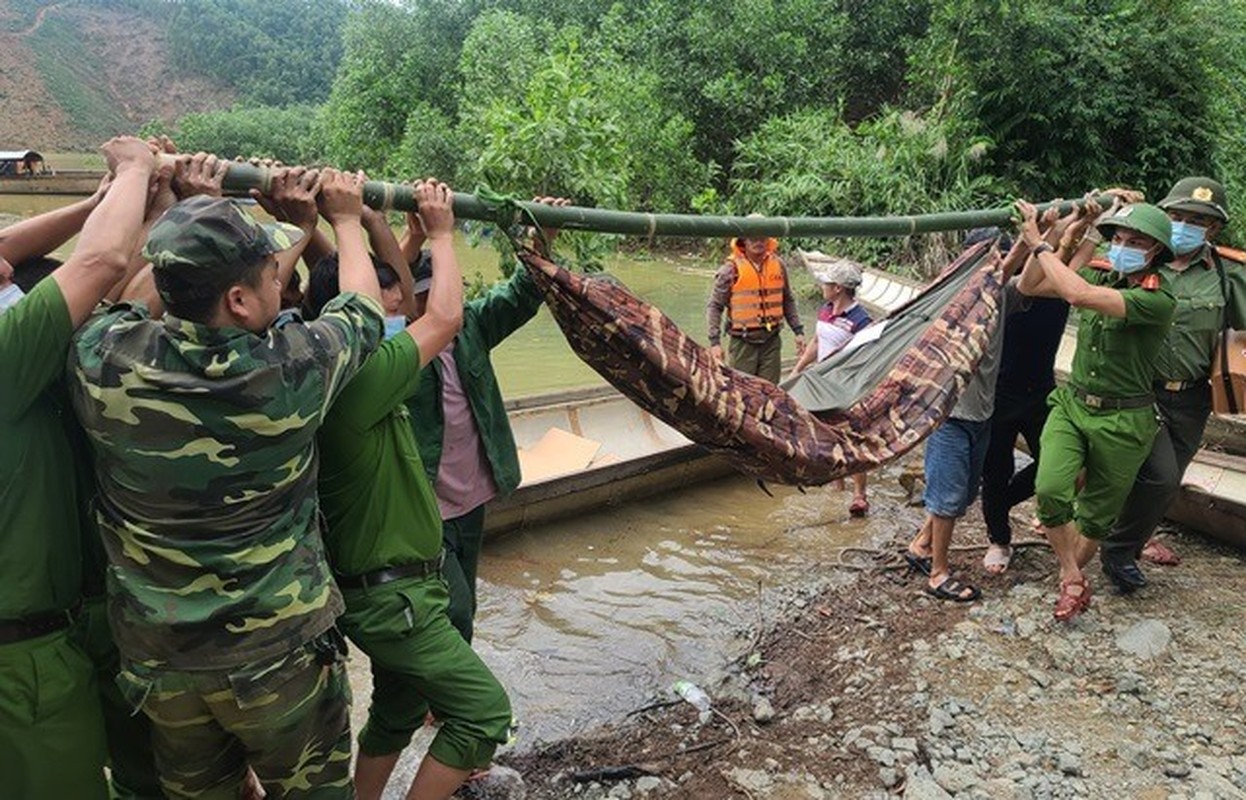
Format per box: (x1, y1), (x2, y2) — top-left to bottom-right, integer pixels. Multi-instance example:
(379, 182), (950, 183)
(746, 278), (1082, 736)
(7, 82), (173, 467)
(813, 258), (863, 288)
(144, 196), (304, 283)
(1158, 176), (1229, 223)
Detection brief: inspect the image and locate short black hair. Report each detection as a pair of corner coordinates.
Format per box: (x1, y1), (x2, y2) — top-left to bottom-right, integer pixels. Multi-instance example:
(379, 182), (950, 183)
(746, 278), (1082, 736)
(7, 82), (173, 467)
(306, 252), (392, 318)
(12, 256), (61, 293)
(156, 258), (268, 324)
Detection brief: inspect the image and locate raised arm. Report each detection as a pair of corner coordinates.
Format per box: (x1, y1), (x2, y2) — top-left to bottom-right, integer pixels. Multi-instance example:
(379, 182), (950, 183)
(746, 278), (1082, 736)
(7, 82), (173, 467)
(318, 169), (382, 305)
(0, 175), (111, 266)
(401, 179), (462, 367)
(1017, 200), (1126, 318)
(53, 137), (155, 326)
(363, 204), (418, 319)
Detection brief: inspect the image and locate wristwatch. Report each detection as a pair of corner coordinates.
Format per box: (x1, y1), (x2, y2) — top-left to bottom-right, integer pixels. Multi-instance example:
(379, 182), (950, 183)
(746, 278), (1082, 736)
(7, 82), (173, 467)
(1034, 242), (1055, 255)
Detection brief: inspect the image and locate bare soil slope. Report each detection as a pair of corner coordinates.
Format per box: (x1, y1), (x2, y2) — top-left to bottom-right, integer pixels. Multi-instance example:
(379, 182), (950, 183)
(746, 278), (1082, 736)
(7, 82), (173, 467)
(0, 0), (233, 150)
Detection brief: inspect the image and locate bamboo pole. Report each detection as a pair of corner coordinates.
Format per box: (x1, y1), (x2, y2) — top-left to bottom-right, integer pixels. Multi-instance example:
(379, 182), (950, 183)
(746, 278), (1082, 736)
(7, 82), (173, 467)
(217, 160), (1110, 239)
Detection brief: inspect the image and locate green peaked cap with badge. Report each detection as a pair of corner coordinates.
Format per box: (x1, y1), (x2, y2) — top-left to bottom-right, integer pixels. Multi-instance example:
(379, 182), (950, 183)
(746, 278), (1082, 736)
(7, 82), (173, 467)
(1158, 176), (1229, 223)
(1096, 202), (1174, 263)
(144, 196), (304, 285)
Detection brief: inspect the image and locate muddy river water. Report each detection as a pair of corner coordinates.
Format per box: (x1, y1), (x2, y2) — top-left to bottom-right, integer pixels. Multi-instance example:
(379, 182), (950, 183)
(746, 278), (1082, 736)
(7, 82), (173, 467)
(3, 194), (884, 774)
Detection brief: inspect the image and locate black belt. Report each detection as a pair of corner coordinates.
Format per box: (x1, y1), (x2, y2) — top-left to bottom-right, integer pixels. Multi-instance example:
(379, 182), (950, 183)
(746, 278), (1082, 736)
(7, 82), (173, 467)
(0, 604), (78, 646)
(1154, 378), (1208, 393)
(335, 553), (445, 590)
(1070, 386), (1155, 410)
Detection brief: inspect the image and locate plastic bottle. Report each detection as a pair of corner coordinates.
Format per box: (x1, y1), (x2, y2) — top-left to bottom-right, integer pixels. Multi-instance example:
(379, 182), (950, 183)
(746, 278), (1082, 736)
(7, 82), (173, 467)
(672, 680), (713, 723)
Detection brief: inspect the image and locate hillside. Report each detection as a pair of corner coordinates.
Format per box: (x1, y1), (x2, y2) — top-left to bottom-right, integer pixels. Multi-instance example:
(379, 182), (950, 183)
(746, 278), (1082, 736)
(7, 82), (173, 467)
(0, 0), (234, 150)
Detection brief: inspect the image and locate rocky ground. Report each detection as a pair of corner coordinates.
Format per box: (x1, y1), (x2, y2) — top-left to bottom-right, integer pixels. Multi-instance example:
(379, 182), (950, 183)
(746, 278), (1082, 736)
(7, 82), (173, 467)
(466, 512), (1246, 800)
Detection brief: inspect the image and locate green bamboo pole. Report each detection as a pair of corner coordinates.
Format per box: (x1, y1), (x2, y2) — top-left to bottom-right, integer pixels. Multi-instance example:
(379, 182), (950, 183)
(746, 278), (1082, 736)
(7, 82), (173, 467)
(219, 161), (1109, 239)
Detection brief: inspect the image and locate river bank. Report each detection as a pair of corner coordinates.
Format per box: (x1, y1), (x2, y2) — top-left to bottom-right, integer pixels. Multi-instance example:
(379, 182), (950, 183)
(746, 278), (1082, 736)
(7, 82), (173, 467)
(486, 505), (1246, 800)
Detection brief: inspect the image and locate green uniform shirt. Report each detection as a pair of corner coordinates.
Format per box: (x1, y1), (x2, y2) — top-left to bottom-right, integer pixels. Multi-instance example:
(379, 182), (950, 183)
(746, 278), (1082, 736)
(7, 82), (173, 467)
(1152, 249), (1246, 382)
(1068, 267), (1176, 398)
(407, 268), (544, 499)
(0, 278), (84, 619)
(317, 331), (442, 575)
(68, 293), (383, 670)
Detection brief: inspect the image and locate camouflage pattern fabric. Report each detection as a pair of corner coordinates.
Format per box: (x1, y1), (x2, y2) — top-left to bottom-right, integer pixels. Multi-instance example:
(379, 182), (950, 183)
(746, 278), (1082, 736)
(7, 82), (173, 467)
(121, 632), (352, 799)
(68, 293), (383, 670)
(519, 242), (1003, 486)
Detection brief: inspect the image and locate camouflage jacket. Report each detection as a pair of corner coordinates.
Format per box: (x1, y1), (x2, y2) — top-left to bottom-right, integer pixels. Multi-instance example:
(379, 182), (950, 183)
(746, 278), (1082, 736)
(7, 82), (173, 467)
(68, 294), (383, 670)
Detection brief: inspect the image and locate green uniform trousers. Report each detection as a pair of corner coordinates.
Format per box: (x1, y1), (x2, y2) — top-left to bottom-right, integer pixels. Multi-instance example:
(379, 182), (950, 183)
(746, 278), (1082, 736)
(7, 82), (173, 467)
(338, 574), (512, 769)
(727, 333), (782, 383)
(0, 629), (108, 800)
(118, 631), (353, 800)
(1035, 386), (1159, 539)
(1102, 382), (1212, 565)
(443, 504), (487, 643)
(71, 596), (164, 799)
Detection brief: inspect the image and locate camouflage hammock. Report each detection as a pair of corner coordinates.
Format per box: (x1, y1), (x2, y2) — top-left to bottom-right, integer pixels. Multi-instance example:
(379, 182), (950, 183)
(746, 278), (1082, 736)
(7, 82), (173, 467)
(518, 240), (1004, 486)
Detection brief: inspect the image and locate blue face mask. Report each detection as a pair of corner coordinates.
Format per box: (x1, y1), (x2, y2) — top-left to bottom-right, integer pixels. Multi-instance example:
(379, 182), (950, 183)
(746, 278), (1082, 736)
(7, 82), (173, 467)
(1169, 221), (1207, 255)
(383, 315), (407, 339)
(0, 283), (24, 314)
(1107, 244), (1150, 275)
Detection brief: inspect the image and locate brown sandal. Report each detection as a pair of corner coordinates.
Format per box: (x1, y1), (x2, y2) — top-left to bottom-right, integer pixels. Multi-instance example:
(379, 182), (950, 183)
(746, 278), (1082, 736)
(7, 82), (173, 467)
(1054, 576), (1092, 621)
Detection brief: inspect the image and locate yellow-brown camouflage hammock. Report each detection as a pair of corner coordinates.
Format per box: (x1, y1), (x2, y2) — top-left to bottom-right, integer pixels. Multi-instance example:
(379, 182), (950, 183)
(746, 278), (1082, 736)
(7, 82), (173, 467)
(519, 240), (1004, 486)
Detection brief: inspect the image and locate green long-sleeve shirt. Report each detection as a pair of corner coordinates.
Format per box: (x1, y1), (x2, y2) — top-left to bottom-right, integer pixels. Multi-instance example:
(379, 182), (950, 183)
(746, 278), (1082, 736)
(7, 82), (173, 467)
(406, 267), (544, 501)
(1152, 247), (1246, 383)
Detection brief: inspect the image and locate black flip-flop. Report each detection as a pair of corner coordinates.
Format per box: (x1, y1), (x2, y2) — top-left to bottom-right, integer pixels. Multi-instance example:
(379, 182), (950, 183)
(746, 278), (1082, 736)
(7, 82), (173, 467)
(925, 576), (980, 603)
(904, 551), (933, 576)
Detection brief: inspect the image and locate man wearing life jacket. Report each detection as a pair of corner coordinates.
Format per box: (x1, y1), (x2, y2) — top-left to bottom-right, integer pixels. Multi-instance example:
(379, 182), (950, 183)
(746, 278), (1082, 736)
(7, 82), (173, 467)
(1098, 177), (1246, 592)
(707, 230), (805, 383)
(1017, 200), (1177, 621)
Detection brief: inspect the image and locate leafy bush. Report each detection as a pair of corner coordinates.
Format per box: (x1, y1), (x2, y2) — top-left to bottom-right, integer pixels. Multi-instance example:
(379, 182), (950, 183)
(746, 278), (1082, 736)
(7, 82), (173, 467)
(731, 102), (1002, 275)
(149, 105), (320, 164)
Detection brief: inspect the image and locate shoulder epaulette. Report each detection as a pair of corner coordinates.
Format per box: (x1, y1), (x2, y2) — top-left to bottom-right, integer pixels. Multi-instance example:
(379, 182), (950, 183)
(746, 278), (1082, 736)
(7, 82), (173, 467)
(1139, 273), (1161, 291)
(1214, 245), (1246, 265)
(1088, 257), (1112, 271)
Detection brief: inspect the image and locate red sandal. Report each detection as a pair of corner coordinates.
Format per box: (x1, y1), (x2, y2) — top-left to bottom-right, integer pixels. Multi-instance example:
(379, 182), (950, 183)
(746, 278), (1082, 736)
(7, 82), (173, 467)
(1054, 576), (1092, 622)
(848, 495), (869, 517)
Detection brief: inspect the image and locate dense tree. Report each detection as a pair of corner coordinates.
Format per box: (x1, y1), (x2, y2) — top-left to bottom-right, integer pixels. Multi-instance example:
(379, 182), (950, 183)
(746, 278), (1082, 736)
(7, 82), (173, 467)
(165, 0), (349, 106)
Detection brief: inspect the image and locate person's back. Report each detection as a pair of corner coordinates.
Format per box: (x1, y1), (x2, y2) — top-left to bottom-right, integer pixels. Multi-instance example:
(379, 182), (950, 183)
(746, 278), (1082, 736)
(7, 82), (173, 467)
(69, 176), (386, 798)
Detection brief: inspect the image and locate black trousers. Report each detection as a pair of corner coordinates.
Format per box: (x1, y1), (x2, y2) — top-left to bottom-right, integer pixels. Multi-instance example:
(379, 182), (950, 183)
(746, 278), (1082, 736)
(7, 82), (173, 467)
(980, 389), (1051, 546)
(1101, 382), (1212, 566)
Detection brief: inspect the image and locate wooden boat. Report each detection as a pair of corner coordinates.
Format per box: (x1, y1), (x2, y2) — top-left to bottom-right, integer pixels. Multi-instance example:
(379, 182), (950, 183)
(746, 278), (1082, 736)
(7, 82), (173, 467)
(0, 170), (106, 195)
(487, 261), (1246, 549)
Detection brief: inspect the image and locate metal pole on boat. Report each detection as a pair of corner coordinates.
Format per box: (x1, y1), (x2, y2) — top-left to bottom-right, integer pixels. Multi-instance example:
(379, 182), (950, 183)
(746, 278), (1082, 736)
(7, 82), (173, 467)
(214, 159), (1109, 239)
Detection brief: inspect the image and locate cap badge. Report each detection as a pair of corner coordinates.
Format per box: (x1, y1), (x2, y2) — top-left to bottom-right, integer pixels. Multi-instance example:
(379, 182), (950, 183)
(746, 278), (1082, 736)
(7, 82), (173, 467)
(1192, 186), (1214, 202)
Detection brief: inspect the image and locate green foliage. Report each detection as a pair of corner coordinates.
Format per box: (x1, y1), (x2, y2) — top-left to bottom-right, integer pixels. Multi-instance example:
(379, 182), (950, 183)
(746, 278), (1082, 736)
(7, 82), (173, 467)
(387, 103), (465, 185)
(319, 0), (480, 175)
(911, 0), (1221, 201)
(1192, 0), (1246, 247)
(731, 102), (1002, 274)
(150, 105), (320, 163)
(165, 0), (348, 106)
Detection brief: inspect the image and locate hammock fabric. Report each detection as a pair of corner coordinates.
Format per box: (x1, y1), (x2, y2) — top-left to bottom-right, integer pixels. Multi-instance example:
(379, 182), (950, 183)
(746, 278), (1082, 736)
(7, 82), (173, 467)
(519, 240), (1004, 486)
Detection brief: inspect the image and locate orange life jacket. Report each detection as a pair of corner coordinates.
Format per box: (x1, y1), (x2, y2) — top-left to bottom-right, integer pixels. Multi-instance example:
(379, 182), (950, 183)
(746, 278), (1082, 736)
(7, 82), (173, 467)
(727, 239), (786, 333)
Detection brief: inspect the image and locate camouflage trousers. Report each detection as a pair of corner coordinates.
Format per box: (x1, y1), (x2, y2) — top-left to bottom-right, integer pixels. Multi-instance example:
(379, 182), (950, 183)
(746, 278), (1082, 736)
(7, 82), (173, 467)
(119, 630), (353, 800)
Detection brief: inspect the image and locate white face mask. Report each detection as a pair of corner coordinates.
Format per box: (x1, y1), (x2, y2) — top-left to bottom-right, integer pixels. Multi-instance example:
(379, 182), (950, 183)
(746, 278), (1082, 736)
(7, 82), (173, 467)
(0, 283), (25, 314)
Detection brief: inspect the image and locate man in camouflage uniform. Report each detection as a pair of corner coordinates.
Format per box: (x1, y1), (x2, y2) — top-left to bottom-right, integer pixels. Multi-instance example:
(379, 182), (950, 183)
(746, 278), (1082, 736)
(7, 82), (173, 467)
(1, 136), (153, 800)
(68, 170), (385, 799)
